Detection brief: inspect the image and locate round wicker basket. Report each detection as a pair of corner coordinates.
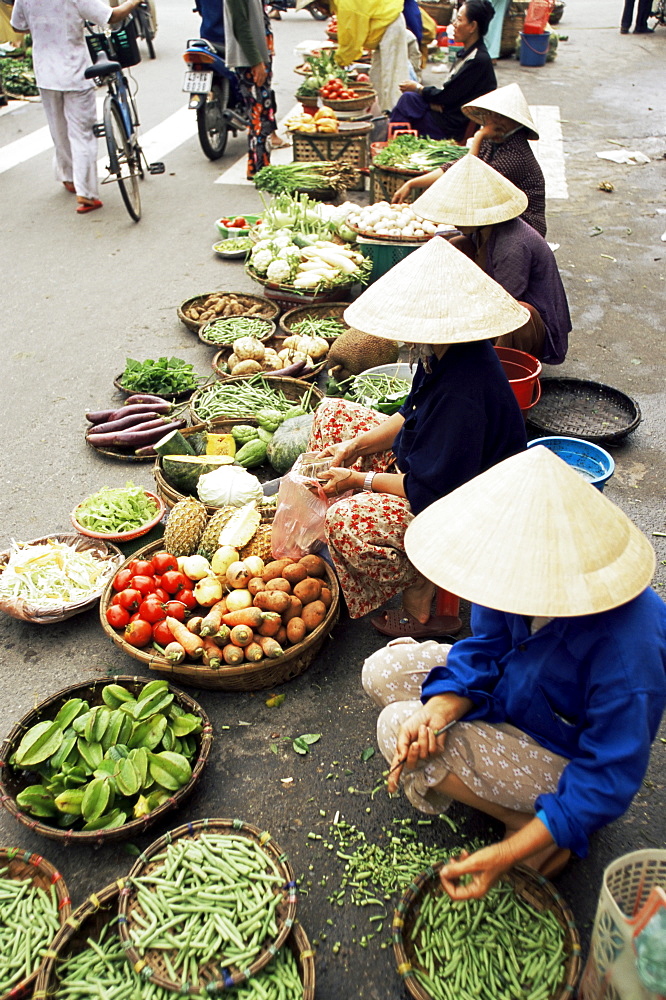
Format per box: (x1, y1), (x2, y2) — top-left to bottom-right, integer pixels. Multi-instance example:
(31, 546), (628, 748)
(189, 373), (323, 424)
(112, 375), (197, 402)
(393, 862), (582, 1000)
(117, 818), (297, 993)
(99, 539), (340, 691)
(198, 316), (276, 347)
(34, 881), (315, 1000)
(177, 292), (279, 334)
(0, 534), (123, 624)
(319, 88), (376, 112)
(278, 301), (351, 342)
(70, 489), (165, 542)
(210, 343), (327, 382)
(0, 848), (71, 1000)
(0, 676), (213, 845)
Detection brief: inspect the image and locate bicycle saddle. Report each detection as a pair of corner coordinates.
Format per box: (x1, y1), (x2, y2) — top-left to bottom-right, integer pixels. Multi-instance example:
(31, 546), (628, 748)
(84, 58), (121, 79)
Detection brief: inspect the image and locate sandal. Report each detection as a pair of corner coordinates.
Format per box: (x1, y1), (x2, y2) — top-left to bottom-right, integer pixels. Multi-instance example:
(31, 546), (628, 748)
(76, 199), (103, 214)
(370, 608), (462, 640)
(63, 181), (76, 194)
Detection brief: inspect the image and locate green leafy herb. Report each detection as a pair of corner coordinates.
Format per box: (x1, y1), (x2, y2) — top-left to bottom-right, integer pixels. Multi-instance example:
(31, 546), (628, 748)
(254, 162), (360, 196)
(120, 357), (204, 395)
(373, 135), (468, 171)
(75, 482), (160, 534)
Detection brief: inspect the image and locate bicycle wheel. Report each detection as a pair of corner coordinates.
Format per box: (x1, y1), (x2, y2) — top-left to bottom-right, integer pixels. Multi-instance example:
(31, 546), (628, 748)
(309, 2), (329, 20)
(103, 98), (142, 221)
(196, 78), (230, 160)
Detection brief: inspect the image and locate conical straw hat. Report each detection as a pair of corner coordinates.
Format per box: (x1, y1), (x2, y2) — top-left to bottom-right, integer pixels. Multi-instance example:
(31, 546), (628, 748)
(343, 235), (529, 344)
(404, 446), (655, 617)
(463, 83), (539, 141)
(411, 154), (528, 227)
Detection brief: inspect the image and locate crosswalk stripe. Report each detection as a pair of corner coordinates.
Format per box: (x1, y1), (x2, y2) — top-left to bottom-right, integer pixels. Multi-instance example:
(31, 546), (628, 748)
(0, 124), (52, 174)
(529, 105), (568, 200)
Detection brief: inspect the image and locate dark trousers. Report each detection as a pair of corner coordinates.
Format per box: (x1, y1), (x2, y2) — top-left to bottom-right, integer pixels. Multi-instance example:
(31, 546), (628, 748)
(621, 0), (652, 30)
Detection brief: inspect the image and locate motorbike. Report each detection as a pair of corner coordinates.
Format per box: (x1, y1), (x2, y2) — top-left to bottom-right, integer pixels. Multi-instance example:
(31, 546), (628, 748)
(267, 0), (329, 20)
(182, 38), (248, 160)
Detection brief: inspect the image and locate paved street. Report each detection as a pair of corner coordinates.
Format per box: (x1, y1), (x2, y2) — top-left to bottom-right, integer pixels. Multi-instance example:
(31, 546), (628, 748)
(1, 1), (665, 996)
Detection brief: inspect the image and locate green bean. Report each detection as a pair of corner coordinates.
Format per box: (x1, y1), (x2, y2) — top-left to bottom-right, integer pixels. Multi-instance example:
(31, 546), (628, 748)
(291, 316), (347, 339)
(0, 868), (61, 993)
(202, 317), (274, 344)
(192, 374), (317, 422)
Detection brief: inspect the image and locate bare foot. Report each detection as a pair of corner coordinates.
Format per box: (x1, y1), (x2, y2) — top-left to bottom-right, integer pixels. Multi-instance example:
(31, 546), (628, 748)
(403, 576), (436, 624)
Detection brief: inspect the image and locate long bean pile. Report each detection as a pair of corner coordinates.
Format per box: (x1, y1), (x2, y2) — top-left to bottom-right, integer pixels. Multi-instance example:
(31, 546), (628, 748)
(350, 373), (411, 403)
(202, 317), (274, 344)
(192, 375), (316, 422)
(291, 316), (348, 340)
(409, 881), (566, 1000)
(0, 871), (61, 993)
(127, 833), (287, 988)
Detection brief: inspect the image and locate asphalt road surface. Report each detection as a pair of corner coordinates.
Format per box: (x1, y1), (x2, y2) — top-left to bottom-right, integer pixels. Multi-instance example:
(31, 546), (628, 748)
(1, 1), (665, 997)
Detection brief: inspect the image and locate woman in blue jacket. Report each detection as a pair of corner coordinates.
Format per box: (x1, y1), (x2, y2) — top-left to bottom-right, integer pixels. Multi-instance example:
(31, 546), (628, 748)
(362, 446), (666, 897)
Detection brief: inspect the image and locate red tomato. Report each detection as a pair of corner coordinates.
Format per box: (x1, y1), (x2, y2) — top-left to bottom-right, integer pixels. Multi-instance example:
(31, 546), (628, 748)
(160, 570), (189, 594)
(174, 588), (197, 611)
(356, 72), (369, 82)
(127, 559), (155, 577)
(110, 593), (123, 606)
(152, 619), (174, 645)
(112, 568), (133, 591)
(152, 552), (179, 575)
(117, 588), (142, 612)
(129, 611), (142, 622)
(153, 587), (170, 603)
(106, 605), (130, 628)
(232, 217), (247, 227)
(130, 575), (156, 597)
(163, 600), (187, 621)
(139, 596), (167, 623)
(124, 619), (152, 647)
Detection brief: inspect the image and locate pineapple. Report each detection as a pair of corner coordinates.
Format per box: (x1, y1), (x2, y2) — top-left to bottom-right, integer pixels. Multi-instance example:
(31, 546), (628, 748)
(240, 524), (273, 563)
(197, 506), (238, 561)
(163, 498), (208, 557)
(218, 503), (261, 549)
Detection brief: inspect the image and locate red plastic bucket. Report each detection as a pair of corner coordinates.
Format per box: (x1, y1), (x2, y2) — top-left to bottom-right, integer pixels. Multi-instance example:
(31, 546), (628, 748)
(495, 346), (542, 411)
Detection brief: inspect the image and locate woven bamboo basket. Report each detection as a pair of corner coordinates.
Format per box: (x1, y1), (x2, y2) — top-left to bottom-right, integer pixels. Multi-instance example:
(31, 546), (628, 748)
(0, 534), (123, 624)
(189, 373), (323, 424)
(210, 342), (327, 383)
(34, 881), (315, 1000)
(500, 0), (530, 56)
(198, 316), (276, 347)
(112, 374), (198, 402)
(417, 1), (454, 25)
(117, 818), (298, 993)
(319, 87), (376, 112)
(393, 862), (582, 1000)
(177, 292), (279, 334)
(0, 848), (71, 1000)
(0, 677), (212, 845)
(291, 127), (371, 190)
(278, 301), (351, 342)
(99, 540), (340, 690)
(370, 164), (422, 204)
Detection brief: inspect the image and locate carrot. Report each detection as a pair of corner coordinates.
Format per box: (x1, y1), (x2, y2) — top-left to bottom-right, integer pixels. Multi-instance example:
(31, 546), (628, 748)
(257, 636), (284, 659)
(166, 616), (204, 658)
(210, 624), (231, 646)
(222, 607), (265, 629)
(202, 637), (222, 668)
(200, 599), (228, 637)
(258, 612), (282, 637)
(244, 642), (264, 662)
(230, 624), (254, 647)
(187, 616), (204, 635)
(163, 641), (186, 664)
(222, 643), (244, 665)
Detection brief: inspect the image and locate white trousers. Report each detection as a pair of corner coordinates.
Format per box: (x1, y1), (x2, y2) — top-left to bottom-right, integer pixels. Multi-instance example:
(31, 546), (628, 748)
(39, 88), (99, 201)
(370, 13), (411, 114)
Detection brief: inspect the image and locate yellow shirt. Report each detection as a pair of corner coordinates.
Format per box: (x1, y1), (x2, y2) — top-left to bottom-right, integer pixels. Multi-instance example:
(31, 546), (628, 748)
(331, 0), (404, 66)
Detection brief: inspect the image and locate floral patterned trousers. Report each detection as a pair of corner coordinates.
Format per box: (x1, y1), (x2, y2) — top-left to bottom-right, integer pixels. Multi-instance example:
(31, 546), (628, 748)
(237, 14), (277, 179)
(362, 638), (567, 816)
(309, 398), (421, 619)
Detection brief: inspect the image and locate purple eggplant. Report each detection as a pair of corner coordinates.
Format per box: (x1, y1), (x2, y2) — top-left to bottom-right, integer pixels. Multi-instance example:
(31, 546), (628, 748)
(86, 409), (117, 425)
(108, 401), (173, 421)
(87, 418), (186, 448)
(87, 411), (167, 435)
(123, 393), (172, 406)
(279, 360), (307, 378)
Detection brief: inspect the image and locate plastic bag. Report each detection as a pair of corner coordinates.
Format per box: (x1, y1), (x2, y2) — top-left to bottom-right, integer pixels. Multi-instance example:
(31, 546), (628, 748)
(523, 0), (554, 33)
(270, 452), (332, 560)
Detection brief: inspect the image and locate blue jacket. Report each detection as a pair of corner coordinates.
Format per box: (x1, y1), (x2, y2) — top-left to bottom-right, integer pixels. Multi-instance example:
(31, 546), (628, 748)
(421, 589), (666, 856)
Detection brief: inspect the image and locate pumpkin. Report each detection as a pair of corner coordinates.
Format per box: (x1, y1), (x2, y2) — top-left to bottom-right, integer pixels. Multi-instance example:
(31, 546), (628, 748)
(266, 413), (315, 475)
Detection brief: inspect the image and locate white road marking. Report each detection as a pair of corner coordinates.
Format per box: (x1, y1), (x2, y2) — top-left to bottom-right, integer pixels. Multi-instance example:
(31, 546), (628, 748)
(97, 105), (197, 175)
(529, 104), (568, 200)
(0, 124), (52, 173)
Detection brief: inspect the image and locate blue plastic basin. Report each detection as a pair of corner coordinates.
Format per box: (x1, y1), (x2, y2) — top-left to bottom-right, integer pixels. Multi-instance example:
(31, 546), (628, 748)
(527, 436), (615, 491)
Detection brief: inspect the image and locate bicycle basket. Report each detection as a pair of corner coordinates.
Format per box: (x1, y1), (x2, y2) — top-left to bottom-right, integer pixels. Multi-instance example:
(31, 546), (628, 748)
(85, 17), (141, 69)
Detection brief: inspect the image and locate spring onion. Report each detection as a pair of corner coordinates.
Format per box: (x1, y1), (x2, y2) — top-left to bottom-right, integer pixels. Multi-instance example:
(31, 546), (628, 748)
(0, 540), (115, 606)
(74, 482), (159, 534)
(374, 135), (468, 172)
(254, 161), (361, 196)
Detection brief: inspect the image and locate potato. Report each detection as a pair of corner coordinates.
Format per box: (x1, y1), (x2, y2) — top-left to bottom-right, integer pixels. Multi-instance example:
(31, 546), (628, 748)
(299, 554), (327, 577)
(283, 562), (308, 585)
(253, 590), (291, 614)
(275, 626), (288, 646)
(247, 577), (266, 596)
(266, 577), (291, 594)
(283, 595), (303, 623)
(320, 586), (333, 609)
(293, 578), (322, 604)
(286, 617), (306, 644)
(258, 612), (282, 637)
(302, 600), (327, 632)
(262, 558), (292, 582)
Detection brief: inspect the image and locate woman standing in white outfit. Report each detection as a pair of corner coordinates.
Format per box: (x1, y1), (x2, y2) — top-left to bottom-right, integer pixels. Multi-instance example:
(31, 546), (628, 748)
(11, 0), (142, 212)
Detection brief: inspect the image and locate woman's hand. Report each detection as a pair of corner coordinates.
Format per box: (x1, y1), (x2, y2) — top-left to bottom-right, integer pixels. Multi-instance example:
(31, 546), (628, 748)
(399, 81), (419, 93)
(317, 467), (362, 498)
(315, 438), (362, 469)
(387, 694), (471, 792)
(439, 844), (513, 900)
(251, 62), (267, 87)
(392, 180), (412, 204)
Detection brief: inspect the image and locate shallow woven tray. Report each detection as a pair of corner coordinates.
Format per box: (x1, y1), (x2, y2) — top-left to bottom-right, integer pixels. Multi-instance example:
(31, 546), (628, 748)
(347, 221), (433, 244)
(198, 316), (276, 347)
(278, 301), (350, 342)
(112, 375), (196, 402)
(210, 341), (327, 382)
(99, 540), (340, 691)
(0, 848), (71, 1000)
(70, 489), (165, 542)
(118, 818), (297, 993)
(393, 862), (581, 1000)
(0, 534), (123, 624)
(189, 373), (323, 424)
(85, 432), (162, 462)
(0, 677), (212, 845)
(319, 88), (376, 112)
(34, 881), (315, 1000)
(177, 292), (279, 334)
(526, 377), (641, 444)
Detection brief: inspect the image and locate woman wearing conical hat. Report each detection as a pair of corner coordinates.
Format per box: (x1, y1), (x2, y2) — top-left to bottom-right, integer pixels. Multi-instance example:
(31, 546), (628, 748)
(308, 235), (527, 638)
(362, 447), (666, 895)
(411, 155), (571, 364)
(393, 82), (547, 238)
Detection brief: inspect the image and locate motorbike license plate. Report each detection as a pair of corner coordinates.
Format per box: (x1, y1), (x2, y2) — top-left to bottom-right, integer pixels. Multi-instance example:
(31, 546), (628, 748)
(182, 70), (213, 93)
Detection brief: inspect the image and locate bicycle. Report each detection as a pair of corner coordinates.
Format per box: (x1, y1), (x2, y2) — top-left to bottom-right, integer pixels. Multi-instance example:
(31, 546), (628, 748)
(649, 0), (666, 25)
(131, 0), (156, 59)
(84, 21), (164, 221)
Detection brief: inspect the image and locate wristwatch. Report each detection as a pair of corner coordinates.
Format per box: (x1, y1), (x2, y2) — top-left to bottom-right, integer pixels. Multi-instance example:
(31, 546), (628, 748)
(363, 471), (378, 492)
